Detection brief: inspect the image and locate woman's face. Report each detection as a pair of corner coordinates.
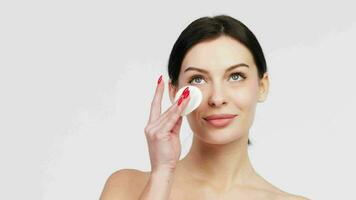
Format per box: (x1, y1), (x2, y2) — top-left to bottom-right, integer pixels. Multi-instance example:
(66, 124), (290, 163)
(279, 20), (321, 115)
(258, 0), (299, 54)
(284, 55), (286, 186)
(169, 35), (269, 145)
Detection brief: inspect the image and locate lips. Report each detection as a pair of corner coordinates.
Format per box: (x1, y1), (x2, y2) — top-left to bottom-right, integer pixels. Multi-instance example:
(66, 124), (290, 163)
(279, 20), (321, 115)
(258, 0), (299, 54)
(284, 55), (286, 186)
(204, 114), (237, 120)
(203, 114), (237, 128)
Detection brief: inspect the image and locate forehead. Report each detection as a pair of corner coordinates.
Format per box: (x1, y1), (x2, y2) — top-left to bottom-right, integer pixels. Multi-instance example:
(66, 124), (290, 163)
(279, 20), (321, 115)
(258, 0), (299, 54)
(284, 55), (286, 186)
(181, 36), (255, 72)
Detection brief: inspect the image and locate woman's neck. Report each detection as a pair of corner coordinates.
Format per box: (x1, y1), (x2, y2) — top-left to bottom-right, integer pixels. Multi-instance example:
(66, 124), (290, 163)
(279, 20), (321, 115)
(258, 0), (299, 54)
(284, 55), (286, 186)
(176, 135), (259, 192)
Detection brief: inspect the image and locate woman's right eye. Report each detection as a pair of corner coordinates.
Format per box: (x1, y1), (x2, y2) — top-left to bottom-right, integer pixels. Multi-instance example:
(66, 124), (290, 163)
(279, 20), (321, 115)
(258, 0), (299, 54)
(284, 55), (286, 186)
(188, 75), (205, 84)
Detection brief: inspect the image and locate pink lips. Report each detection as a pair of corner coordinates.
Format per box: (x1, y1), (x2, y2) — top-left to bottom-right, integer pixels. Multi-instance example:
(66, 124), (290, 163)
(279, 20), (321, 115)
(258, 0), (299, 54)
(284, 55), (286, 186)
(203, 114), (237, 128)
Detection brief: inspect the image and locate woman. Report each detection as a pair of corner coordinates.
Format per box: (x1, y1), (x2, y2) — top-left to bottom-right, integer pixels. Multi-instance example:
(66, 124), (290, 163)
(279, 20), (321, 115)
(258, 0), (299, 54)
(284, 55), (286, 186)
(100, 15), (309, 200)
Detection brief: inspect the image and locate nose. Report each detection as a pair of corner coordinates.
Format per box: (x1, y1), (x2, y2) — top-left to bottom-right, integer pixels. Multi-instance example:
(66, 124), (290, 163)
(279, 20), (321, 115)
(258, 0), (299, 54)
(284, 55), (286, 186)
(207, 84), (228, 107)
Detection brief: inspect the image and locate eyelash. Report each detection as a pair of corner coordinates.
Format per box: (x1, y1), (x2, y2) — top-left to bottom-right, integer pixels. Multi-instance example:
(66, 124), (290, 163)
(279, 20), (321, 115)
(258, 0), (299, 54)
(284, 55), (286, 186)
(188, 72), (247, 84)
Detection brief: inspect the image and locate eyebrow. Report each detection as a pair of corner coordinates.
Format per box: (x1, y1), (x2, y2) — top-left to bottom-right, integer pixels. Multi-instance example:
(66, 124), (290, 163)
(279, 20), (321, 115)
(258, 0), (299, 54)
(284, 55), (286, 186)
(183, 63), (249, 74)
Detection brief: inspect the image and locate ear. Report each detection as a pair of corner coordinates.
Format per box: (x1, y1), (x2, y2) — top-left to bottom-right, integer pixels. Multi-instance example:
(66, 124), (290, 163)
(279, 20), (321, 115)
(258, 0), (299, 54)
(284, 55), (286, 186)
(258, 72), (269, 103)
(168, 79), (179, 104)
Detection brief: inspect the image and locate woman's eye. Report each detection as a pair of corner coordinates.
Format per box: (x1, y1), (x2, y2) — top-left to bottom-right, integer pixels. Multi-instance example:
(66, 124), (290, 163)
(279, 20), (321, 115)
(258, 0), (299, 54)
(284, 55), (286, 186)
(188, 72), (246, 85)
(229, 72), (246, 81)
(188, 75), (205, 84)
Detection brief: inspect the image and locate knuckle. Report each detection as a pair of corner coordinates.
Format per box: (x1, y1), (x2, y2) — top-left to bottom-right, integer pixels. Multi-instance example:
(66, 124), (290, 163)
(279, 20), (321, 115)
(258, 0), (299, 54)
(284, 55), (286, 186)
(165, 120), (175, 129)
(152, 133), (160, 140)
(153, 132), (165, 140)
(172, 112), (180, 120)
(144, 126), (152, 135)
(145, 127), (160, 139)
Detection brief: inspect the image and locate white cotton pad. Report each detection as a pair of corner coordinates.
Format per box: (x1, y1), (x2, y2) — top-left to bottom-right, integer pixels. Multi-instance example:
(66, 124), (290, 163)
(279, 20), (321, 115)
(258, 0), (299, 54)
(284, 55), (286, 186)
(174, 85), (202, 116)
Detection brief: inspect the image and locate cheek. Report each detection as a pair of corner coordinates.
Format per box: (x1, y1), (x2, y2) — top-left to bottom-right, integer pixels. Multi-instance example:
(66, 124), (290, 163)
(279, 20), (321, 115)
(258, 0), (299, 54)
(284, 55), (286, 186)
(234, 84), (259, 127)
(232, 83), (259, 111)
(234, 88), (256, 107)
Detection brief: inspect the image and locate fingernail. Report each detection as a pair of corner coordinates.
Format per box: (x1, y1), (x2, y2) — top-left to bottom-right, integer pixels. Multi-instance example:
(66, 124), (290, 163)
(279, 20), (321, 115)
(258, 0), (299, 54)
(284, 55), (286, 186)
(178, 96), (184, 106)
(183, 87), (189, 94)
(157, 75), (163, 85)
(183, 89), (190, 99)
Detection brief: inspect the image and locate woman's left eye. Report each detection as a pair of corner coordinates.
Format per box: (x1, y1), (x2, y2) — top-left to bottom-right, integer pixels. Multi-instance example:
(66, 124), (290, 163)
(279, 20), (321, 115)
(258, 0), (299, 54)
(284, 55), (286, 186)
(229, 72), (246, 81)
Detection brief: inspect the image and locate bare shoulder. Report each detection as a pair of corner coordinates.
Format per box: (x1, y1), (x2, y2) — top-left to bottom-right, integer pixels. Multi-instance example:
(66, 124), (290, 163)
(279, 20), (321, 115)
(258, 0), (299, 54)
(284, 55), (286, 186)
(287, 194), (311, 200)
(276, 192), (311, 200)
(99, 168), (150, 200)
(253, 175), (310, 200)
(255, 188), (310, 200)
(267, 186), (310, 200)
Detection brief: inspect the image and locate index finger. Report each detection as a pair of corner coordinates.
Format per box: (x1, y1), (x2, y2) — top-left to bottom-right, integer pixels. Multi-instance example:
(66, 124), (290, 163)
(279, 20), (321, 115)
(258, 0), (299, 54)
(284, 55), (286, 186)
(148, 75), (164, 124)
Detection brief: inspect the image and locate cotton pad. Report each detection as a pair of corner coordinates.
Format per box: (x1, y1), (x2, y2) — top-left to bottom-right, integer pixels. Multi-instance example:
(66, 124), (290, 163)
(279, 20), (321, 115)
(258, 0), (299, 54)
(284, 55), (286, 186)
(174, 85), (202, 116)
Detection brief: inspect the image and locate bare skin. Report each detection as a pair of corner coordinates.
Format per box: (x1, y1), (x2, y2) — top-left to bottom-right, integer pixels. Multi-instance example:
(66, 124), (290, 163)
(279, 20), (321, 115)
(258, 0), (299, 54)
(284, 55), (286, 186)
(101, 166), (308, 200)
(100, 35), (310, 200)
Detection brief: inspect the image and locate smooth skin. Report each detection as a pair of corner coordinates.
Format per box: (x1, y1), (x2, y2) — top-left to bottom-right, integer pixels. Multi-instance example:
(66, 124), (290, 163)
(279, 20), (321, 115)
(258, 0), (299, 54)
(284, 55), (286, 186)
(100, 35), (310, 200)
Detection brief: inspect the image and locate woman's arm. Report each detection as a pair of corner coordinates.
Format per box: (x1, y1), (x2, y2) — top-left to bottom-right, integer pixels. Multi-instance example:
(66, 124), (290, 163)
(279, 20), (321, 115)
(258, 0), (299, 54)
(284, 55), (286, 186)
(138, 168), (175, 200)
(138, 77), (190, 199)
(100, 77), (190, 200)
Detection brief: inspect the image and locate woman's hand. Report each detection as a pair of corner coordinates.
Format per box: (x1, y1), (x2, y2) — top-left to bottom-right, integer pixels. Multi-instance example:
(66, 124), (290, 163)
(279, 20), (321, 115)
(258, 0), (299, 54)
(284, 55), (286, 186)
(144, 75), (190, 173)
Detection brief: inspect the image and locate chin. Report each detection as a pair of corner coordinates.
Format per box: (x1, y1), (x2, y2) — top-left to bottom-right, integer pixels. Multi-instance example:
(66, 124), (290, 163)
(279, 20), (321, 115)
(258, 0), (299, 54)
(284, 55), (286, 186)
(193, 127), (247, 145)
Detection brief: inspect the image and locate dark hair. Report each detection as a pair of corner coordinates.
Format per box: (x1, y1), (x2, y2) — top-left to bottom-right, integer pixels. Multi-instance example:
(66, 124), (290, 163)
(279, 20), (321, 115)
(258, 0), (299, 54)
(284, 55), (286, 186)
(168, 14), (268, 146)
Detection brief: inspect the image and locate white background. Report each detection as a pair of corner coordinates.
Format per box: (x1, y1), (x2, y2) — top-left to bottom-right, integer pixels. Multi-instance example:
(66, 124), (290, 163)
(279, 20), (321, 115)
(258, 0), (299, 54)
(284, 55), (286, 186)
(1, 0), (355, 199)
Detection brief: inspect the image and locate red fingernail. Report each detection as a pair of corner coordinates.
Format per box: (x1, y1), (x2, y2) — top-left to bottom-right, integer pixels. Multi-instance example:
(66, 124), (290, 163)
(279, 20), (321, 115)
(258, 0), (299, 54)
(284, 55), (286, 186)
(183, 90), (190, 99)
(157, 75), (162, 85)
(183, 87), (189, 94)
(182, 88), (189, 96)
(178, 96), (184, 106)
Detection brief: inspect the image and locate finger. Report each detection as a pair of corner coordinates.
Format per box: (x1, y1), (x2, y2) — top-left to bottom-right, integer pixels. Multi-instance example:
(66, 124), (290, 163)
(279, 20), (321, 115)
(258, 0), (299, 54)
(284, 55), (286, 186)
(150, 91), (189, 129)
(160, 95), (191, 133)
(148, 75), (164, 124)
(159, 86), (191, 120)
(147, 95), (190, 138)
(171, 116), (183, 135)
